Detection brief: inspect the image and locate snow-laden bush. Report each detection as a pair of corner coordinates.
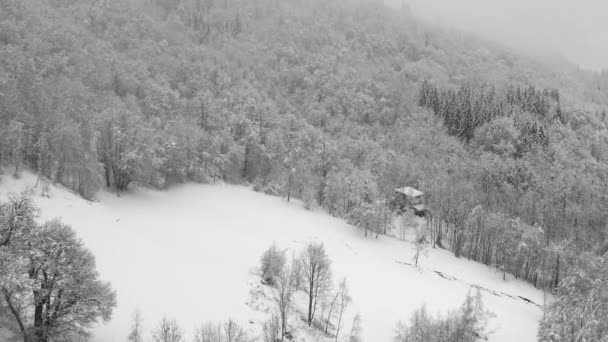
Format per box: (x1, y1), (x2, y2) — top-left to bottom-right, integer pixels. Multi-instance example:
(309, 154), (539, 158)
(253, 180), (281, 196)
(260, 243), (286, 285)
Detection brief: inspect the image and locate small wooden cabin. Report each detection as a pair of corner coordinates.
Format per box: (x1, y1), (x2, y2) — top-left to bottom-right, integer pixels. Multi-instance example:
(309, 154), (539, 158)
(391, 186), (427, 217)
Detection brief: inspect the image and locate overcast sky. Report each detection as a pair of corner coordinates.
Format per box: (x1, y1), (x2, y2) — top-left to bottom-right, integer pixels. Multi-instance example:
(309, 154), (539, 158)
(404, 0), (608, 71)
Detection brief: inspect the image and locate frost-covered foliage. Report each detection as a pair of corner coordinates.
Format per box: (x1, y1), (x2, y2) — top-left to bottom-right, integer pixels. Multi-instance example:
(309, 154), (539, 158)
(260, 243), (286, 285)
(538, 255), (608, 342)
(0, 196), (116, 342)
(394, 290), (493, 342)
(0, 194), (36, 248)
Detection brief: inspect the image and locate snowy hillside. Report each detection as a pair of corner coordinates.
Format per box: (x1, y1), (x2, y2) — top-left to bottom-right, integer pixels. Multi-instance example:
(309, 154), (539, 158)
(0, 172), (545, 342)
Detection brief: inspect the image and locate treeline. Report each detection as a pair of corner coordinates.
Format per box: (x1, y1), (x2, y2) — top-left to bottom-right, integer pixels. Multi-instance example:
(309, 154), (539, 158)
(0, 0), (437, 232)
(417, 80), (608, 291)
(417, 79), (608, 339)
(428, 206), (563, 289)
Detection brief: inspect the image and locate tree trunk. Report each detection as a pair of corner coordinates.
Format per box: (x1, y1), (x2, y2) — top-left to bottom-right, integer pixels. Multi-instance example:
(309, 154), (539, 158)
(200, 98), (207, 130)
(287, 173), (292, 202)
(335, 307), (344, 342)
(33, 301), (47, 342)
(104, 160), (112, 188)
(280, 307), (287, 341)
(553, 255), (560, 289)
(242, 143), (249, 180)
(307, 280), (314, 326)
(324, 291), (339, 333)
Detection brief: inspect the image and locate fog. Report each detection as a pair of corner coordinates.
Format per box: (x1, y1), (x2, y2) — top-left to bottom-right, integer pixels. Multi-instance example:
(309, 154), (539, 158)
(404, 0), (608, 71)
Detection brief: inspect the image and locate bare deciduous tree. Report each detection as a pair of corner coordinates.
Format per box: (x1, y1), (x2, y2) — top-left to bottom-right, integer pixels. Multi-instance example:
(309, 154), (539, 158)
(152, 317), (183, 342)
(413, 224), (428, 267)
(290, 251), (302, 292)
(194, 321), (223, 342)
(324, 284), (340, 334)
(298, 242), (332, 326)
(223, 319), (247, 342)
(272, 264), (295, 340)
(127, 309), (144, 342)
(349, 313), (362, 342)
(193, 319), (249, 342)
(334, 279), (351, 342)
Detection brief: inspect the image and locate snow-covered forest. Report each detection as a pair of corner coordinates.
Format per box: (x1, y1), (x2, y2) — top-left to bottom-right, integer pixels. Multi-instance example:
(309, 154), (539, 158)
(1, 0), (608, 341)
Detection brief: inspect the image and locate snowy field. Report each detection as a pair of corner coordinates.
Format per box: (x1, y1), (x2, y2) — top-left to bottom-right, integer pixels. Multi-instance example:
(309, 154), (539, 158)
(0, 173), (544, 342)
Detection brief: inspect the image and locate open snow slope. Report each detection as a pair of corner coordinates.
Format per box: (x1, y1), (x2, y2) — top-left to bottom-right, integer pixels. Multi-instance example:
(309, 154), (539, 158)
(0, 172), (544, 342)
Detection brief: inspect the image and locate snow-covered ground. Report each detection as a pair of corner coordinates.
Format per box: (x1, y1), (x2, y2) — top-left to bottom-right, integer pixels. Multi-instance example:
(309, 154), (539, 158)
(0, 172), (544, 342)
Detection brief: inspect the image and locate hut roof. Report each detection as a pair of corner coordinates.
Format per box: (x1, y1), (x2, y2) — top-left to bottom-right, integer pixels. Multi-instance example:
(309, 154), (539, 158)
(395, 186), (423, 198)
(413, 204), (426, 211)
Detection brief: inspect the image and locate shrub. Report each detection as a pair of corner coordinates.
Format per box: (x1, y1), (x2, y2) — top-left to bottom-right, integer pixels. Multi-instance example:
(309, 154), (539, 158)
(261, 243), (286, 285)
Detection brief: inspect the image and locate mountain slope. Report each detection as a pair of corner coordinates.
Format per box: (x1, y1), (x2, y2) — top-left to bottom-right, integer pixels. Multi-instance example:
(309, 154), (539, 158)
(0, 172), (544, 341)
(2, 0), (608, 339)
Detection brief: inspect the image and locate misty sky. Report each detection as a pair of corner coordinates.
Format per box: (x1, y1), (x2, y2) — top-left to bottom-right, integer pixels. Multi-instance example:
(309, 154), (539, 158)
(405, 0), (608, 71)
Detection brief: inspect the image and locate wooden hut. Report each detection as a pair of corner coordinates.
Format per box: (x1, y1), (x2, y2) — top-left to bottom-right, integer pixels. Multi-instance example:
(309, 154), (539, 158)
(391, 186), (427, 216)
